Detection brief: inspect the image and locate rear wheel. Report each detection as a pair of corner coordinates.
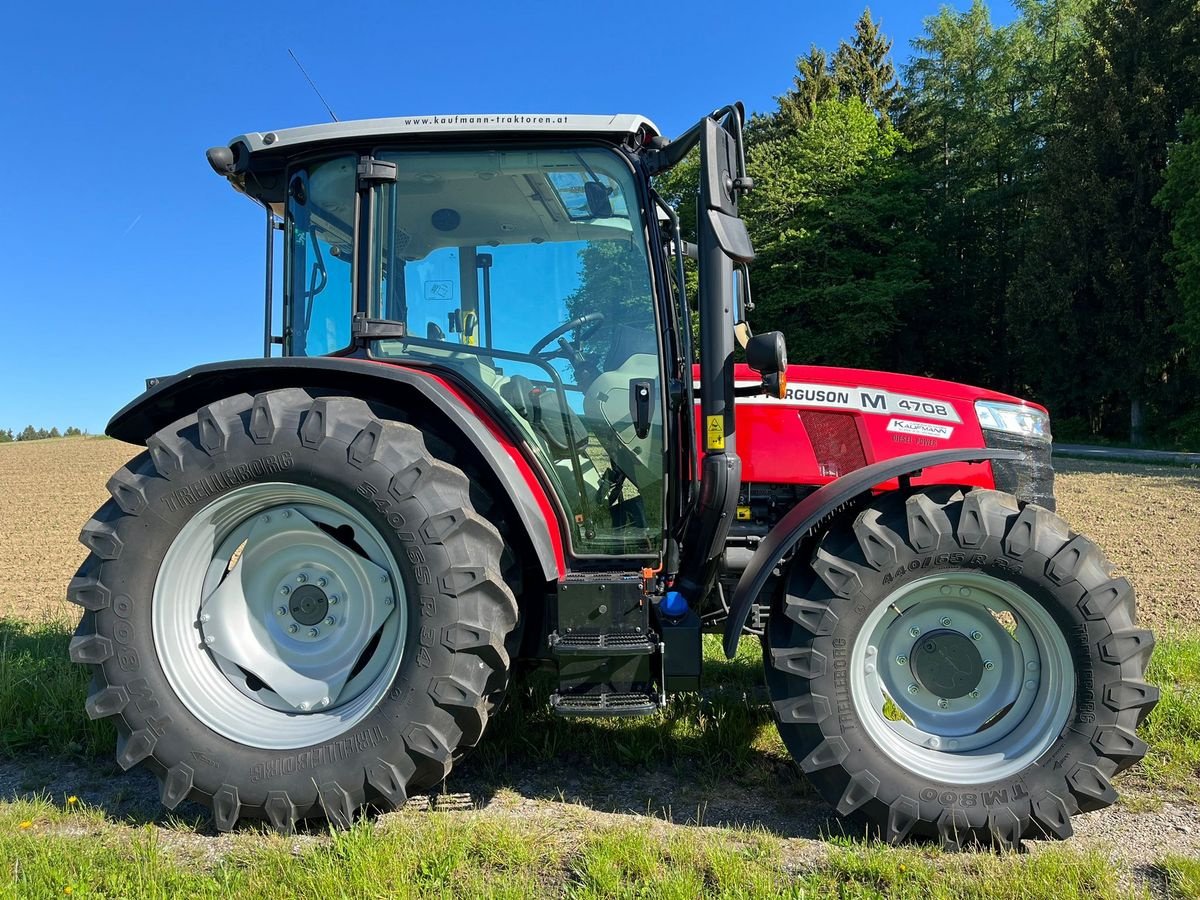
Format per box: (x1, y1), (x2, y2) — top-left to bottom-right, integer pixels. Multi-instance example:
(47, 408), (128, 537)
(765, 488), (1157, 848)
(69, 389), (517, 831)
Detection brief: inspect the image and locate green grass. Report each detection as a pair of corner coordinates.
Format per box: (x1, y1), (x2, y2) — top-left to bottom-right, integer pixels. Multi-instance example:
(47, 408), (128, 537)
(2, 619), (1197, 800)
(1141, 637), (1200, 797)
(1161, 854), (1200, 900)
(0, 620), (112, 758)
(0, 796), (1146, 898)
(1, 618), (1197, 896)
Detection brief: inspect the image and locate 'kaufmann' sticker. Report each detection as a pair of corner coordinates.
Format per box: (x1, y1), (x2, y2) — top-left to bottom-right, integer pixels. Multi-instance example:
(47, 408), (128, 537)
(886, 418), (955, 440)
(729, 381), (963, 423)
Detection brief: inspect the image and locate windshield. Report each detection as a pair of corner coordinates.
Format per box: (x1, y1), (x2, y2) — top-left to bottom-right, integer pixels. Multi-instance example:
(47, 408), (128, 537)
(285, 146), (664, 557)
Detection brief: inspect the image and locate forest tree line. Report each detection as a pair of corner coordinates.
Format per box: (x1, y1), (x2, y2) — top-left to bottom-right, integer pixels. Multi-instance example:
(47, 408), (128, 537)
(0, 427), (89, 443)
(657, 0), (1200, 446)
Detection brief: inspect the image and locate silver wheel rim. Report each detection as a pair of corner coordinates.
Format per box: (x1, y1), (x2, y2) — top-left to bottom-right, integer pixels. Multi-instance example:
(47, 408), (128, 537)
(850, 572), (1073, 784)
(153, 482), (406, 750)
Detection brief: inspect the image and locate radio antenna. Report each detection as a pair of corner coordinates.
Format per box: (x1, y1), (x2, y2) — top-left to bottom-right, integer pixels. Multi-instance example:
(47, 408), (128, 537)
(288, 49), (339, 122)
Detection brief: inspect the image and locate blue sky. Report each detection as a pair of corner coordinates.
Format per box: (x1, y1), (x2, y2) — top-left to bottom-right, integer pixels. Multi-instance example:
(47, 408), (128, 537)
(0, 0), (1014, 434)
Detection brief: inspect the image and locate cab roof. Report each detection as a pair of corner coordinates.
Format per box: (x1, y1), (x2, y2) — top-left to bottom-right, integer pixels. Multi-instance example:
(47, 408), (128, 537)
(227, 113), (661, 157)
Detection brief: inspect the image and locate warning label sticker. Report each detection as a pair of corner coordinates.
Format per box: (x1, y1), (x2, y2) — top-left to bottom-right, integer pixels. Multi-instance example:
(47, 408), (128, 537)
(706, 415), (726, 450)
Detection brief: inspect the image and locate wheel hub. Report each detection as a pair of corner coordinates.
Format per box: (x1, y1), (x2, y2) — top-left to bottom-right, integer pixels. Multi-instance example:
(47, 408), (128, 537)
(288, 584), (329, 626)
(910, 630), (982, 699)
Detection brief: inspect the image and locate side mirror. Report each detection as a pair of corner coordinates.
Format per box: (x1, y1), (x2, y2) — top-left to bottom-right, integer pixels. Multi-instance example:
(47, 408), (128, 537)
(745, 331), (787, 375)
(743, 331), (788, 400)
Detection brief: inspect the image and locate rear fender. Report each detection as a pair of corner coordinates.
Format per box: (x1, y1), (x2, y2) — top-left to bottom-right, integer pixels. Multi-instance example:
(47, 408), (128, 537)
(107, 357), (564, 581)
(721, 447), (1023, 658)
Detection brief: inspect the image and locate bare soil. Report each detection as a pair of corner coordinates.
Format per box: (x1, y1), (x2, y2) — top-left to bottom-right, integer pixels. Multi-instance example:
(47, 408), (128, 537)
(1, 438), (1195, 632)
(1054, 458), (1200, 633)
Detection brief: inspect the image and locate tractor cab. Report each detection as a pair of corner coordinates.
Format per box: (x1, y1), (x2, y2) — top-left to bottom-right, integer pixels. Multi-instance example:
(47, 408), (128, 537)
(210, 117), (696, 559)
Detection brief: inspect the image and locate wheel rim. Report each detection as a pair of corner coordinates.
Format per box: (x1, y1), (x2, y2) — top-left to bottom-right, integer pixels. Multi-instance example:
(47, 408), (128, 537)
(849, 572), (1074, 784)
(153, 483), (407, 750)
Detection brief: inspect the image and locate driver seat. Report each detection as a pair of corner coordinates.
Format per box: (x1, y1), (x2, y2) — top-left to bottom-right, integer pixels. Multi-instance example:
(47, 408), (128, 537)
(499, 374), (588, 458)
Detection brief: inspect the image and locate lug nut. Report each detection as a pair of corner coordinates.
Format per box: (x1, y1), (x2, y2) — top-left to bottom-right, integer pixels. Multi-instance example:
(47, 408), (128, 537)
(204, 635), (215, 645)
(282, 509), (291, 519)
(909, 626), (921, 638)
(896, 655), (908, 665)
(938, 698), (949, 709)
(324, 617), (335, 627)
(907, 683), (919, 695)
(969, 689), (980, 698)
(384, 596), (394, 606)
(308, 628), (319, 638)
(297, 574), (308, 584)
(983, 660), (994, 671)
(276, 606), (287, 617)
(940, 616), (952, 627)
(287, 624), (298, 634)
(971, 630), (982, 641)
(320, 697), (330, 707)
(200, 613), (210, 623)
(299, 702), (310, 711)
(261, 514), (271, 523)
(281, 585), (290, 596)
(318, 577), (328, 588)
(330, 595), (340, 605)
(381, 574), (389, 583)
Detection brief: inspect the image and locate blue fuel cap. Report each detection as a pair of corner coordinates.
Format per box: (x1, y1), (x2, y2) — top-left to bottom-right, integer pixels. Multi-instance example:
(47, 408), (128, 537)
(661, 590), (689, 619)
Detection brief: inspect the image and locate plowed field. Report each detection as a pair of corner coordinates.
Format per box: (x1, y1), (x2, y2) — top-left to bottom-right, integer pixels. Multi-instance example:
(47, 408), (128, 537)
(0, 438), (1196, 630)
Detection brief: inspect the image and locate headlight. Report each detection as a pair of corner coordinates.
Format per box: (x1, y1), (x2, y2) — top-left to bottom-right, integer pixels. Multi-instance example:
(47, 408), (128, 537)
(975, 400), (1051, 442)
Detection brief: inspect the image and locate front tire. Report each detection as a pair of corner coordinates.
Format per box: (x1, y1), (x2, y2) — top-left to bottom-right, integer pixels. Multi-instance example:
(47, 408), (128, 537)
(68, 389), (518, 831)
(765, 488), (1157, 848)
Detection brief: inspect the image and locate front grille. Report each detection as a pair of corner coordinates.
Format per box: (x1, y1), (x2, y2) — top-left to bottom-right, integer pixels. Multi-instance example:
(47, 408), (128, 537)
(983, 430), (1056, 510)
(798, 411), (867, 478)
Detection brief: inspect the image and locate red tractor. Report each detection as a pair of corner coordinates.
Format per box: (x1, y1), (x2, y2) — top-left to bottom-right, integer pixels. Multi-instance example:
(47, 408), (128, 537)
(71, 105), (1155, 847)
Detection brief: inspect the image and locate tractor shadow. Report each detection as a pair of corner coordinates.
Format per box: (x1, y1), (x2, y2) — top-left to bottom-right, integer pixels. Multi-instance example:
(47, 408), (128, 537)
(0, 621), (838, 839)
(442, 645), (845, 841)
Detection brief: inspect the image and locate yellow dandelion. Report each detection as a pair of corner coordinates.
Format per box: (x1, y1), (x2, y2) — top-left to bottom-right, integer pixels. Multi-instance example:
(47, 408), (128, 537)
(67, 796), (79, 806)
(18, 821), (32, 830)
(64, 888), (73, 895)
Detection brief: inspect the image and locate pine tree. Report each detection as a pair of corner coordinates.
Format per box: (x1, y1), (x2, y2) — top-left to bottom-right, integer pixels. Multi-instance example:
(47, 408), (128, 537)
(786, 46), (836, 126)
(743, 99), (927, 369)
(1010, 0), (1200, 443)
(0, 429), (12, 443)
(17, 426), (36, 441)
(832, 8), (900, 120)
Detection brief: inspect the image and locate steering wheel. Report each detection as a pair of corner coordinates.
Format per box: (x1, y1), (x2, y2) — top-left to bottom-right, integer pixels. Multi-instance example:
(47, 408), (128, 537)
(529, 312), (606, 358)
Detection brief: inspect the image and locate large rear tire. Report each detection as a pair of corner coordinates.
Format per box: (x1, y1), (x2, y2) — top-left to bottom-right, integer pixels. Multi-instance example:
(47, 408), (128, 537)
(68, 389), (517, 831)
(765, 487), (1157, 848)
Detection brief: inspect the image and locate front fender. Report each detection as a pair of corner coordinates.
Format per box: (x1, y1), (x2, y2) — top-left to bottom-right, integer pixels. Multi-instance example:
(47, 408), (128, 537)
(108, 357), (564, 582)
(721, 447), (1024, 658)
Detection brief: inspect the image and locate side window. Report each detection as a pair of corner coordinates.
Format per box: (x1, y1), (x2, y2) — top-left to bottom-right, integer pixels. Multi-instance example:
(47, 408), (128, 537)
(285, 156), (356, 356)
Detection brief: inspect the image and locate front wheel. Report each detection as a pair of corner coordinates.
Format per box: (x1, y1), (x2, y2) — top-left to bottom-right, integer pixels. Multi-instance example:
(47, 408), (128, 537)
(765, 488), (1157, 848)
(69, 389), (518, 831)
